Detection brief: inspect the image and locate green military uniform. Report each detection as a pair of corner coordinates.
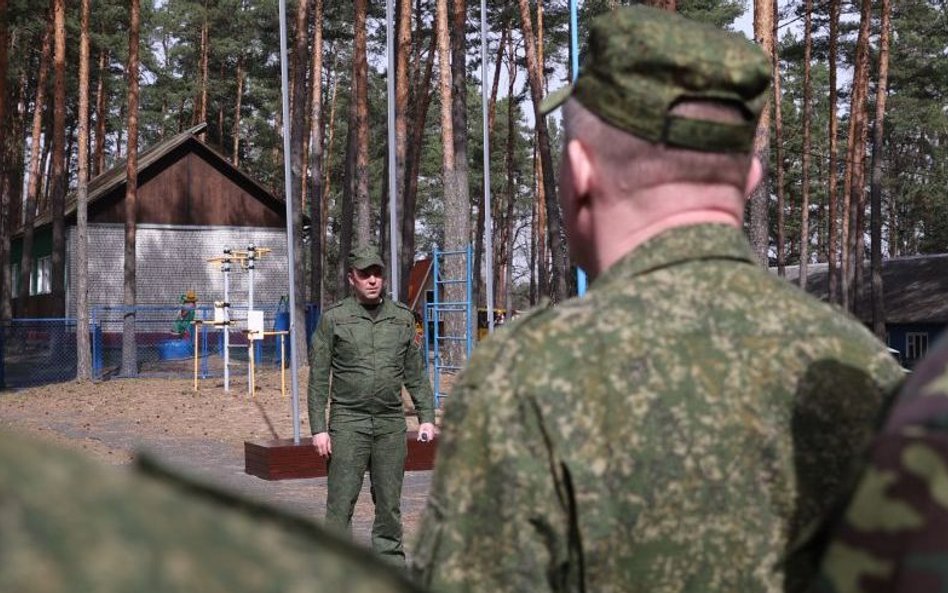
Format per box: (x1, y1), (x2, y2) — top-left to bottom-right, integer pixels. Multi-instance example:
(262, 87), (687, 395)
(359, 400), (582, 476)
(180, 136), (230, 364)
(410, 7), (904, 593)
(411, 225), (904, 593)
(0, 428), (428, 593)
(812, 338), (948, 593)
(308, 290), (435, 563)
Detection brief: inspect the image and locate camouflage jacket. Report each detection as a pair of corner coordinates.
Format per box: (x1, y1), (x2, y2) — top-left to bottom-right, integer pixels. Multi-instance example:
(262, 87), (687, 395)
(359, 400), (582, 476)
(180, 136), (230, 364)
(813, 336), (948, 593)
(410, 224), (904, 593)
(0, 429), (428, 593)
(308, 296), (434, 434)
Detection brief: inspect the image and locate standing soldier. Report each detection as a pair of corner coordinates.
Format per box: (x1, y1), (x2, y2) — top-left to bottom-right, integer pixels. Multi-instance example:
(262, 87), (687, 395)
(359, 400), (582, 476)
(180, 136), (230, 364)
(410, 7), (904, 592)
(309, 245), (436, 565)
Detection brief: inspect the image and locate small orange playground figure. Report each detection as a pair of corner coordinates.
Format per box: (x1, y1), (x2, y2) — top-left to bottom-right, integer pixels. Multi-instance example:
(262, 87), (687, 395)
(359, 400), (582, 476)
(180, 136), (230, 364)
(172, 290), (198, 338)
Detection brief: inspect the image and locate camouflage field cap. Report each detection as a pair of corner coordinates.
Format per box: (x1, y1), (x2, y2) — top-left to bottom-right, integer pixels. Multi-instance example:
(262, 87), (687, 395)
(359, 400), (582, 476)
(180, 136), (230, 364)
(540, 5), (771, 153)
(348, 245), (385, 271)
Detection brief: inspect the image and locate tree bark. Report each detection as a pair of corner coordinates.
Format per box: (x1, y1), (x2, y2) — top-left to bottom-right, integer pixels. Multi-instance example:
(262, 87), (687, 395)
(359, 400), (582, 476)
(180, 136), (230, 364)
(799, 0), (813, 291)
(76, 0), (91, 380)
(869, 0), (891, 339)
(0, 0), (9, 320)
(337, 110), (356, 296)
(50, 0), (66, 316)
(353, 0), (371, 246)
(93, 48), (108, 176)
(517, 0), (567, 302)
(195, 0), (209, 131)
(401, 32), (436, 307)
(842, 0), (873, 312)
(772, 0), (785, 277)
(827, 0), (840, 303)
(122, 0), (141, 377)
(289, 0), (309, 358)
(748, 0), (774, 265)
(394, 0), (411, 301)
(232, 56), (244, 166)
(308, 0), (324, 306)
(18, 19), (52, 314)
(436, 0), (466, 364)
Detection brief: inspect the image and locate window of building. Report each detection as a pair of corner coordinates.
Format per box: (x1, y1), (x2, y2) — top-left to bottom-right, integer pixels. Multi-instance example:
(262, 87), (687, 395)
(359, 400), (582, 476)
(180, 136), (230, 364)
(32, 256), (52, 295)
(906, 332), (929, 361)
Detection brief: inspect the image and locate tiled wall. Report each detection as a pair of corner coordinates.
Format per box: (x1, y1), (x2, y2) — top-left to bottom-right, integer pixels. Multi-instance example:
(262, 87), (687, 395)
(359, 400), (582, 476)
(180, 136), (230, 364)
(66, 224), (291, 316)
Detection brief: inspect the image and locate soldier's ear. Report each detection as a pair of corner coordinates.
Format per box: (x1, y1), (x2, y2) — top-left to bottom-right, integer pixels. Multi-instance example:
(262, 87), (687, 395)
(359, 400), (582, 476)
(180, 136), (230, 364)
(744, 157), (763, 198)
(566, 139), (594, 203)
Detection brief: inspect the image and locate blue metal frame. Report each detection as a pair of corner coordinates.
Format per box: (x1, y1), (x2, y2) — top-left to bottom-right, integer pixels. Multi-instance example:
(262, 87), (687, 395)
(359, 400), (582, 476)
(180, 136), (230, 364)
(426, 245), (474, 406)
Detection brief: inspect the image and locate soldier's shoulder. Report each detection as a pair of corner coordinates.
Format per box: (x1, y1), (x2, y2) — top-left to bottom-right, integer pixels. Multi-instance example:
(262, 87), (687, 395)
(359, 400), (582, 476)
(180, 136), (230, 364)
(390, 299), (417, 318)
(0, 429), (426, 593)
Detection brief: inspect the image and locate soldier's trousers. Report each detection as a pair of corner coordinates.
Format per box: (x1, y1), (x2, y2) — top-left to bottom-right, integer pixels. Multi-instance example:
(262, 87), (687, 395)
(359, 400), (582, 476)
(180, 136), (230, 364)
(325, 426), (407, 564)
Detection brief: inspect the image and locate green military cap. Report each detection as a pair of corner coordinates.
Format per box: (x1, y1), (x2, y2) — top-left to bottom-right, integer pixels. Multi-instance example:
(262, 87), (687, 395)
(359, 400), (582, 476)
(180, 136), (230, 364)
(348, 245), (385, 271)
(540, 5), (771, 153)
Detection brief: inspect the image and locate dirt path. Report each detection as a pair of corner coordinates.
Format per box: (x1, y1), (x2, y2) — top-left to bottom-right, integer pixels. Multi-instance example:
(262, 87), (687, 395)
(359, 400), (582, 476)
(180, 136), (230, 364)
(0, 369), (433, 547)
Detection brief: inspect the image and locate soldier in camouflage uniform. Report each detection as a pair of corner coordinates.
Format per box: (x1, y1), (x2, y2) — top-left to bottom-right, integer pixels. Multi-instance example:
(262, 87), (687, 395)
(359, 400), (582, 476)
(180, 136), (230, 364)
(309, 245), (435, 565)
(812, 338), (948, 593)
(409, 7), (904, 593)
(0, 428), (428, 593)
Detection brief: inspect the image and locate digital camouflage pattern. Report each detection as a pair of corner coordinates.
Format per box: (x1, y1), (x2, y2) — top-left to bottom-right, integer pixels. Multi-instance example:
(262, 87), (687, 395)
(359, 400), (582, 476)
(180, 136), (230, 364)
(308, 295), (434, 563)
(539, 6), (771, 153)
(410, 224), (904, 593)
(0, 428), (428, 593)
(813, 336), (948, 593)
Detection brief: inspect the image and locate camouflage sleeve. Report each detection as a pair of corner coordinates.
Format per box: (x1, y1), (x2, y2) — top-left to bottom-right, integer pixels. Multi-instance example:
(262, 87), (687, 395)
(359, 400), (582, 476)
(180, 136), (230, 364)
(812, 430), (948, 593)
(812, 345), (948, 593)
(307, 312), (333, 434)
(410, 331), (575, 593)
(403, 326), (435, 425)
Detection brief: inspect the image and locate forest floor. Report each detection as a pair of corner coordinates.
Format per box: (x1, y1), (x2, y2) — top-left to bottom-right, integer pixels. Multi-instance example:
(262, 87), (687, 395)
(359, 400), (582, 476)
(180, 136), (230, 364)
(0, 368), (436, 548)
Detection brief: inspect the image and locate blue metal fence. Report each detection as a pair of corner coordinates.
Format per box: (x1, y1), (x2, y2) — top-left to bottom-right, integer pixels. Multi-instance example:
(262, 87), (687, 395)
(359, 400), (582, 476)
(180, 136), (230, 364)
(0, 318), (78, 388)
(1, 302), (321, 390)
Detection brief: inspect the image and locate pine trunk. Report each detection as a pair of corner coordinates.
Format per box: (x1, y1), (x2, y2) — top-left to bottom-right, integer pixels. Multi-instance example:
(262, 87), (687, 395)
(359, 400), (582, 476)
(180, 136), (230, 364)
(827, 0), (840, 303)
(51, 0), (68, 316)
(93, 49), (107, 176)
(799, 0), (813, 290)
(843, 0), (873, 312)
(748, 0), (774, 265)
(232, 57), (244, 166)
(290, 0), (309, 358)
(394, 0), (410, 301)
(122, 0), (141, 377)
(353, 0), (370, 246)
(18, 20), (52, 315)
(518, 0), (567, 302)
(308, 0), (324, 306)
(0, 0), (8, 320)
(869, 0), (891, 339)
(76, 0), (91, 380)
(773, 0), (785, 277)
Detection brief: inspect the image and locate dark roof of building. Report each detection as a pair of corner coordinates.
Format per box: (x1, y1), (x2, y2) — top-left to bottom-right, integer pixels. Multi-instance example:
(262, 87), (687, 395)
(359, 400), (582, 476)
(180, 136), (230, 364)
(18, 123), (282, 234)
(779, 254), (948, 324)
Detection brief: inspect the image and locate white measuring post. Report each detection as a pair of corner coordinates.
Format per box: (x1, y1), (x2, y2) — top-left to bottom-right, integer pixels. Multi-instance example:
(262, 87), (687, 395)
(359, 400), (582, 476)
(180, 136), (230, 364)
(223, 250), (232, 392)
(247, 244), (256, 396)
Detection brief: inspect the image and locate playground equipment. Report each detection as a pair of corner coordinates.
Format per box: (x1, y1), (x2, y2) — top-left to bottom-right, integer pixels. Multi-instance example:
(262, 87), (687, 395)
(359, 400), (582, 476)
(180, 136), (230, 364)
(205, 244), (272, 394)
(423, 245), (474, 406)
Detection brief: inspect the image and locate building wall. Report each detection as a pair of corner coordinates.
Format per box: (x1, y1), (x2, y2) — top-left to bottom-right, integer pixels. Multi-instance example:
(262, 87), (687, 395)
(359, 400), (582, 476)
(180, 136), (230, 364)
(65, 223), (290, 318)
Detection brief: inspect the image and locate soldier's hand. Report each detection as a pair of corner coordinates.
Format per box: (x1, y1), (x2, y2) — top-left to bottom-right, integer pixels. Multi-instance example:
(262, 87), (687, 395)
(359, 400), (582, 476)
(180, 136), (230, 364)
(313, 432), (332, 457)
(417, 423), (436, 443)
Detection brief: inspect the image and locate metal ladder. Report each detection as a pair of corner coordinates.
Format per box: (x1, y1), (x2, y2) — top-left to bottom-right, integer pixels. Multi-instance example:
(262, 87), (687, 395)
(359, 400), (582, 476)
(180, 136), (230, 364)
(423, 245), (473, 407)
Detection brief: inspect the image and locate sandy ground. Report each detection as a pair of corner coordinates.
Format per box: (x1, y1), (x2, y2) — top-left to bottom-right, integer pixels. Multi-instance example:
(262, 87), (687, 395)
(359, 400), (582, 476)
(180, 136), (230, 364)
(0, 367), (436, 548)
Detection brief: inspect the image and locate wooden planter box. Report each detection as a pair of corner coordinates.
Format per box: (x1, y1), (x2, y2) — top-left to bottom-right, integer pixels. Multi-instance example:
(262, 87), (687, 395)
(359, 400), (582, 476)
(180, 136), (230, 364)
(244, 431), (438, 480)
